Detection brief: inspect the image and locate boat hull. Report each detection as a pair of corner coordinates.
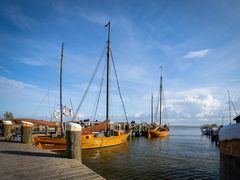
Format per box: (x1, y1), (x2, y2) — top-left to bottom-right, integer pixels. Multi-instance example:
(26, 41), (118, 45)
(33, 131), (130, 150)
(148, 129), (169, 137)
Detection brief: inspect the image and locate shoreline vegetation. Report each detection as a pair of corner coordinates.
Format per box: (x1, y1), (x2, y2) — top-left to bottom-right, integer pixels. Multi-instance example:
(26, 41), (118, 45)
(200, 124), (219, 129)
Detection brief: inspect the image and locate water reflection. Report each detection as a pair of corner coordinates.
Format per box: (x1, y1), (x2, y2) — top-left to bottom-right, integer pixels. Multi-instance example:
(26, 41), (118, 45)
(83, 127), (219, 179)
(83, 141), (129, 160)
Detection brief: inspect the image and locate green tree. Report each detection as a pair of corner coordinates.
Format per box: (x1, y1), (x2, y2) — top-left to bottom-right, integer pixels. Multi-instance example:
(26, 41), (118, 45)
(210, 124), (218, 128)
(3, 111), (14, 119)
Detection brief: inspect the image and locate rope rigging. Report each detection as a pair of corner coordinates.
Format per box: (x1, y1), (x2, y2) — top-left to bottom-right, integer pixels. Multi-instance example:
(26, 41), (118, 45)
(91, 62), (107, 121)
(32, 84), (52, 118)
(110, 49), (128, 122)
(72, 45), (128, 123)
(162, 86), (168, 124)
(155, 90), (160, 123)
(72, 44), (107, 121)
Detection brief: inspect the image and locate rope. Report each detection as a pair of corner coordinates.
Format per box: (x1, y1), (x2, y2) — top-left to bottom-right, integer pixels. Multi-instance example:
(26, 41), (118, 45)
(162, 86), (168, 124)
(155, 91), (160, 123)
(110, 49), (128, 122)
(109, 62), (138, 119)
(47, 85), (52, 120)
(91, 62), (106, 121)
(231, 100), (239, 116)
(32, 84), (52, 118)
(72, 44), (106, 121)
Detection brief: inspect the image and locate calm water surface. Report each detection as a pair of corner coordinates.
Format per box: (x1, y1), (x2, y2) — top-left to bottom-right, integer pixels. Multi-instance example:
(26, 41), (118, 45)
(82, 126), (219, 179)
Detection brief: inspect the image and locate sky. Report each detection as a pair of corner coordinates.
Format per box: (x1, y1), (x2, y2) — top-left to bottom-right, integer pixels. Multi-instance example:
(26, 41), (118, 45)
(0, 0), (240, 126)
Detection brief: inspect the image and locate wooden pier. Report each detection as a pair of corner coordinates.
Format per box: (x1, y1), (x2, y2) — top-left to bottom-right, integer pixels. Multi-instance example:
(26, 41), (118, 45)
(0, 138), (104, 180)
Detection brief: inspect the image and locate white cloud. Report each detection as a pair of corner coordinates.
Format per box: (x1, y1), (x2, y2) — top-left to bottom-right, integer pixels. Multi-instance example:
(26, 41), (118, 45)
(134, 111), (144, 118)
(229, 79), (238, 82)
(79, 10), (109, 25)
(186, 94), (221, 113)
(0, 66), (11, 73)
(0, 76), (37, 89)
(184, 49), (210, 59)
(1, 5), (35, 29)
(20, 58), (48, 66)
(165, 88), (221, 120)
(176, 88), (211, 97)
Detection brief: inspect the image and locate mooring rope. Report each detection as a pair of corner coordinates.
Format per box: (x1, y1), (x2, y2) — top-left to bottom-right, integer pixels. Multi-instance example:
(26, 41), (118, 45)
(110, 49), (128, 122)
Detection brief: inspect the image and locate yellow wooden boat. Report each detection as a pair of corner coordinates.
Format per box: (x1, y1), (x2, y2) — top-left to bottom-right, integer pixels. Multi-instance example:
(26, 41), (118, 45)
(33, 130), (130, 150)
(148, 126), (169, 138)
(148, 67), (170, 138)
(33, 21), (130, 150)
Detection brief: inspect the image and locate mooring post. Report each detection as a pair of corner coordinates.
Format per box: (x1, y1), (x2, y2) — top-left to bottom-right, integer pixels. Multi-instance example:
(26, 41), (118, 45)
(219, 124), (240, 179)
(3, 120), (12, 140)
(21, 121), (33, 144)
(55, 126), (58, 135)
(147, 126), (151, 138)
(66, 122), (82, 161)
(45, 126), (49, 135)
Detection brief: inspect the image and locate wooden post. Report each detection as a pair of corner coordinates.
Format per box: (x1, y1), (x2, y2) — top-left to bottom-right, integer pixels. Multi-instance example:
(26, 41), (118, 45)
(55, 126), (58, 135)
(45, 126), (49, 135)
(148, 126), (151, 138)
(123, 123), (126, 131)
(3, 120), (12, 140)
(219, 124), (240, 180)
(21, 121), (33, 144)
(66, 122), (82, 161)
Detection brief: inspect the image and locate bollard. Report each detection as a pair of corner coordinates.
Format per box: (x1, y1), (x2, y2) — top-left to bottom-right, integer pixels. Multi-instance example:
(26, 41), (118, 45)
(21, 121), (33, 144)
(219, 124), (240, 180)
(3, 120), (12, 140)
(147, 126), (151, 138)
(55, 126), (58, 135)
(66, 122), (82, 161)
(45, 126), (49, 134)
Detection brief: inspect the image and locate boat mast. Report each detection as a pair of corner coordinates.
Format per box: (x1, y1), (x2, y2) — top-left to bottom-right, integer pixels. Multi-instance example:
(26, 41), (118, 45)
(228, 90), (231, 125)
(151, 94), (153, 124)
(60, 42), (64, 136)
(105, 21), (111, 131)
(159, 66), (163, 125)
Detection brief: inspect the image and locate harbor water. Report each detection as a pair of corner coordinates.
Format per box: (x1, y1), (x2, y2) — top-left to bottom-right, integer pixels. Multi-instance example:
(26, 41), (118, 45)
(82, 126), (219, 179)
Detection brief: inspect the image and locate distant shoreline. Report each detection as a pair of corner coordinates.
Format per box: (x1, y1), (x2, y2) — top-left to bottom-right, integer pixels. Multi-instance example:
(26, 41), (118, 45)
(170, 125), (200, 128)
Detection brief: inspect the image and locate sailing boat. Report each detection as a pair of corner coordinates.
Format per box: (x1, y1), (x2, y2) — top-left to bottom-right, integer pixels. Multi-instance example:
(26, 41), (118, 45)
(33, 21), (130, 150)
(148, 67), (170, 137)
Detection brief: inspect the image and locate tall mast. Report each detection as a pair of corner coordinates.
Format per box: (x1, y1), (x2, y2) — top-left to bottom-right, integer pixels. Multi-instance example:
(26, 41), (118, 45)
(228, 90), (231, 125)
(60, 42), (64, 136)
(105, 21), (111, 130)
(159, 66), (163, 125)
(151, 94), (153, 124)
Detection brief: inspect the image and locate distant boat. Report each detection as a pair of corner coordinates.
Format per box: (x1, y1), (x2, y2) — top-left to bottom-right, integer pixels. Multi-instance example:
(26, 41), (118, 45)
(33, 21), (129, 150)
(148, 67), (170, 138)
(200, 126), (211, 135)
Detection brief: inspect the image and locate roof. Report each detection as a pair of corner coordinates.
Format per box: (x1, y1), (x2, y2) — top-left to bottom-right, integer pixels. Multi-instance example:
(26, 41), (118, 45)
(11, 118), (59, 127)
(233, 115), (240, 121)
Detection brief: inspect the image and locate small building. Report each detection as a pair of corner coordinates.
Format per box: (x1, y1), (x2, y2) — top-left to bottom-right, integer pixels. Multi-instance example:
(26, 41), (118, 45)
(233, 115), (240, 124)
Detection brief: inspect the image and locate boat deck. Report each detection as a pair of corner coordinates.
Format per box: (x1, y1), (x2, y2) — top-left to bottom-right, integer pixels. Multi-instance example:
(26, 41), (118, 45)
(0, 137), (104, 180)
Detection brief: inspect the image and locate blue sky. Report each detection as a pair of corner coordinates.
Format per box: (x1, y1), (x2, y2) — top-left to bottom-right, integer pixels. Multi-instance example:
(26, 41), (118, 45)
(0, 0), (240, 125)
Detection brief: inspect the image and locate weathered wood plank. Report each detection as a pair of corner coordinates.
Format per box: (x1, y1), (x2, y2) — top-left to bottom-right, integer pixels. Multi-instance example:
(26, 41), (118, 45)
(0, 140), (104, 180)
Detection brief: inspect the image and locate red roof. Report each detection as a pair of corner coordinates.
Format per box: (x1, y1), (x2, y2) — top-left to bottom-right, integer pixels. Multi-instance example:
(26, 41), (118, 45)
(11, 118), (59, 127)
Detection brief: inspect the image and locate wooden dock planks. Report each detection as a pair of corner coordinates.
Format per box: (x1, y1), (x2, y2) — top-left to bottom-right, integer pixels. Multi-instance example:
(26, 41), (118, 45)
(0, 140), (104, 180)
